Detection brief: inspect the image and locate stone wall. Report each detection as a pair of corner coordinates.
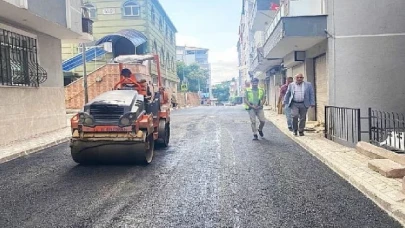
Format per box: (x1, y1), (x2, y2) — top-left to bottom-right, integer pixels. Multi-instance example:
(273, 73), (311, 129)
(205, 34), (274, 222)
(65, 64), (150, 109)
(65, 63), (200, 109)
(176, 92), (201, 107)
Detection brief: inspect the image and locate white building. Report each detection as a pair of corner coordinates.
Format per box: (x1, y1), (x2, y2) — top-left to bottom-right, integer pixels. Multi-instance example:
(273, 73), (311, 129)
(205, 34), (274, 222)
(237, 0), (278, 97)
(246, 0), (405, 139)
(0, 0), (93, 145)
(176, 46), (212, 99)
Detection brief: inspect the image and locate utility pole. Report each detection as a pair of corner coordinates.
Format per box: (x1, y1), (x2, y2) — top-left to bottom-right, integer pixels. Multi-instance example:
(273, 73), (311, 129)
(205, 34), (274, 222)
(82, 43), (88, 104)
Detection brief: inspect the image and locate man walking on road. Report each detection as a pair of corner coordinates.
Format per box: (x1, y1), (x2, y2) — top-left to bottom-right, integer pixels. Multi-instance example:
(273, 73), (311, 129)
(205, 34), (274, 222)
(244, 78), (266, 140)
(278, 76), (294, 131)
(283, 73), (315, 136)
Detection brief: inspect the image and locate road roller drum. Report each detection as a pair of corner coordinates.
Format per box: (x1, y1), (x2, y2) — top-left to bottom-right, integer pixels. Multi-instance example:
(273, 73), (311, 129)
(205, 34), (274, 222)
(69, 54), (171, 165)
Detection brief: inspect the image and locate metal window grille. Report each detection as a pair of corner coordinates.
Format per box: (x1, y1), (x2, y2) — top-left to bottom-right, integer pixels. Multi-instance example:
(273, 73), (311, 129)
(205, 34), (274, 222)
(0, 28), (47, 87)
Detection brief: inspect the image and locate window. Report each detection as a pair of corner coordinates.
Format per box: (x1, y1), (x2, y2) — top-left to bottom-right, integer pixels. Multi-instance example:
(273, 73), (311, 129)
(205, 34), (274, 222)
(160, 48), (165, 66)
(159, 17), (163, 31)
(166, 52), (170, 69)
(170, 31), (174, 44)
(151, 7), (155, 25)
(84, 3), (97, 19)
(123, 1), (140, 17)
(171, 57), (175, 71)
(0, 28), (47, 87)
(152, 40), (157, 53)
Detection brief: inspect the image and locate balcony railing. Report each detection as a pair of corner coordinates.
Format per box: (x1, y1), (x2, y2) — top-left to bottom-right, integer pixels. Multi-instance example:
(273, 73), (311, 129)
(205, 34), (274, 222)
(250, 0), (258, 29)
(264, 4), (285, 42)
(264, 0), (326, 43)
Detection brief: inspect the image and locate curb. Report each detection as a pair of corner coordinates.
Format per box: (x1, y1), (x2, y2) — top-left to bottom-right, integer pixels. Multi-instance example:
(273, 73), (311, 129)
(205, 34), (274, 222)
(0, 136), (70, 165)
(265, 112), (405, 227)
(356, 141), (405, 166)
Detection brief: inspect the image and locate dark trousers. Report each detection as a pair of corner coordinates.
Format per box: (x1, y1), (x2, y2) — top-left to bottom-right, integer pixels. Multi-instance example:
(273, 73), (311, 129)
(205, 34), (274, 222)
(291, 102), (308, 132)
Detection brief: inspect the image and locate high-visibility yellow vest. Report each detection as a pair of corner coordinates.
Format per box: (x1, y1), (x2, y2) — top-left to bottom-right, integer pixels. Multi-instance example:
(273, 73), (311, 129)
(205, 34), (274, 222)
(244, 88), (264, 110)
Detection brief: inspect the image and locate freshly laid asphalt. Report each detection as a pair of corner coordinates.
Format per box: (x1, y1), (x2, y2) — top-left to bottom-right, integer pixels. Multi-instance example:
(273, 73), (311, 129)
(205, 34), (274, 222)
(0, 106), (401, 228)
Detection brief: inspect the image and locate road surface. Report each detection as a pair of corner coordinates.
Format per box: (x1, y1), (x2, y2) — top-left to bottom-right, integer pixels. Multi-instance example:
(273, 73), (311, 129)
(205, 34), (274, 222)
(0, 106), (401, 227)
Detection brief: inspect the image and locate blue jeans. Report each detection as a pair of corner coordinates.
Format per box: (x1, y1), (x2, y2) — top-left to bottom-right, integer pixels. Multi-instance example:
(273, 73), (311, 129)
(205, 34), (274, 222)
(284, 106), (293, 130)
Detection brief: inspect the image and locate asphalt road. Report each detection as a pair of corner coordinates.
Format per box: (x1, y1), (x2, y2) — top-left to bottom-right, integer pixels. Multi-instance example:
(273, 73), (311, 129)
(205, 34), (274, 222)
(0, 106), (401, 228)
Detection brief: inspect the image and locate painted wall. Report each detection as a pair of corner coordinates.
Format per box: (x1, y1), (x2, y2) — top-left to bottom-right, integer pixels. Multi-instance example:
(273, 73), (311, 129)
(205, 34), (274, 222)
(328, 0), (405, 115)
(143, 0), (177, 83)
(288, 0), (326, 16)
(27, 0), (67, 27)
(39, 33), (64, 87)
(0, 27), (65, 145)
(62, 0), (178, 87)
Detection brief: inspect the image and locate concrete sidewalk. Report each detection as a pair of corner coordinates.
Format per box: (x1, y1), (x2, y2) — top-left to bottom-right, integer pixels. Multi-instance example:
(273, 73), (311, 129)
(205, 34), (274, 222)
(264, 109), (405, 226)
(0, 127), (71, 164)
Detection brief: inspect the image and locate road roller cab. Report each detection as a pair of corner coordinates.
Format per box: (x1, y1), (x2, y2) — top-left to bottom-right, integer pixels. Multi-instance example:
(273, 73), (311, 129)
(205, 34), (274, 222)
(69, 54), (171, 165)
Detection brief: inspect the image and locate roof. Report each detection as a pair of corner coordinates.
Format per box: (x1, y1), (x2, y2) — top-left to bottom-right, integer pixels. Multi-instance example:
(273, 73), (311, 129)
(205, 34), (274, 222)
(95, 29), (147, 47)
(151, 0), (178, 33)
(114, 54), (155, 63)
(176, 46), (209, 51)
(88, 90), (139, 106)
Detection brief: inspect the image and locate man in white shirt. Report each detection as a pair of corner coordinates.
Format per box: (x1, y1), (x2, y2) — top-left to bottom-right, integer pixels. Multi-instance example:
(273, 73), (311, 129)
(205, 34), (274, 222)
(283, 73), (315, 136)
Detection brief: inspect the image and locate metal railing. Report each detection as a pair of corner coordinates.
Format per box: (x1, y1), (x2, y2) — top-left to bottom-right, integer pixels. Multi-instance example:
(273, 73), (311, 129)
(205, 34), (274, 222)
(264, 3), (285, 42)
(369, 108), (405, 152)
(324, 106), (361, 146)
(0, 28), (47, 87)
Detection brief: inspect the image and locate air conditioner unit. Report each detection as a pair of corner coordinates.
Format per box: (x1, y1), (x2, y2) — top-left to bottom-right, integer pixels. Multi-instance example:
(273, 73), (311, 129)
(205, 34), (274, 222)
(294, 51), (306, 61)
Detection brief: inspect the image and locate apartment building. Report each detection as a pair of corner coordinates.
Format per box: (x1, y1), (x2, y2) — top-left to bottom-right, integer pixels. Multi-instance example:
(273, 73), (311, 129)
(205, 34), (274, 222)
(237, 0), (254, 97)
(0, 0), (93, 145)
(244, 0), (405, 126)
(176, 45), (212, 98)
(62, 0), (179, 91)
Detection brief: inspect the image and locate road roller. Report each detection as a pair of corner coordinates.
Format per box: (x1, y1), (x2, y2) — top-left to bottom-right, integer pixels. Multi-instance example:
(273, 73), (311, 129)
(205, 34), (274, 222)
(69, 54), (170, 165)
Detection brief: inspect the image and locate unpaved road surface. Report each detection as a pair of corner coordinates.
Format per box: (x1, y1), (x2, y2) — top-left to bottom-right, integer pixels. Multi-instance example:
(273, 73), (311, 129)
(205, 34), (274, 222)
(0, 106), (401, 227)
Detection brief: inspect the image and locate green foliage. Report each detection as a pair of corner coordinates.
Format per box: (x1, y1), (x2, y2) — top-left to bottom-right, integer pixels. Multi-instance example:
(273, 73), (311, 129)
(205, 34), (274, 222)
(212, 80), (232, 102)
(176, 61), (209, 92)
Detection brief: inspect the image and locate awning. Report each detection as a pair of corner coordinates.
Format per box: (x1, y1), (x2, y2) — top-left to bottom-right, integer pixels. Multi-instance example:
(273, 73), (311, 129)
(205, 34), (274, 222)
(95, 29), (148, 47)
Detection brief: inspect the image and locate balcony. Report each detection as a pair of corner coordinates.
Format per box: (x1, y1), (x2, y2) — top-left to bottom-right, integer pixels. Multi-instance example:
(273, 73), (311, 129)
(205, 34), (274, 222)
(262, 0), (327, 60)
(251, 0), (279, 31)
(251, 51), (282, 73)
(0, 0), (93, 41)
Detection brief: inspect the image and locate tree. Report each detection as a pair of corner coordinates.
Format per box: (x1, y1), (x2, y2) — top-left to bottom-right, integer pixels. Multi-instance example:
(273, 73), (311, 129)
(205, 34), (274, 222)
(212, 80), (232, 102)
(176, 61), (209, 92)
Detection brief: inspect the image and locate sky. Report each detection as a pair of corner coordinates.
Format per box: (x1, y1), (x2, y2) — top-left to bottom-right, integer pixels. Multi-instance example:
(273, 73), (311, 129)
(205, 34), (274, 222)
(159, 0), (241, 84)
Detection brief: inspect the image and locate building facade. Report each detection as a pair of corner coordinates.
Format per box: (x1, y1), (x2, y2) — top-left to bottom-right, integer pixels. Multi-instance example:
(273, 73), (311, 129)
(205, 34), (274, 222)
(244, 0), (405, 129)
(176, 46), (212, 99)
(237, 0), (253, 97)
(244, 0), (326, 121)
(62, 0), (179, 91)
(0, 0), (92, 145)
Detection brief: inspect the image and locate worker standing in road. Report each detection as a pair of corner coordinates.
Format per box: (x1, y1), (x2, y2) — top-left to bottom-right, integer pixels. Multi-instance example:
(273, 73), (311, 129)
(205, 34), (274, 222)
(244, 78), (266, 140)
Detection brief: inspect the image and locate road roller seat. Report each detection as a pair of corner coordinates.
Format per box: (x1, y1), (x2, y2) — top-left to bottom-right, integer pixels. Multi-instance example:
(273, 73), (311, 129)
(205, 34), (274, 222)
(119, 68), (149, 96)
